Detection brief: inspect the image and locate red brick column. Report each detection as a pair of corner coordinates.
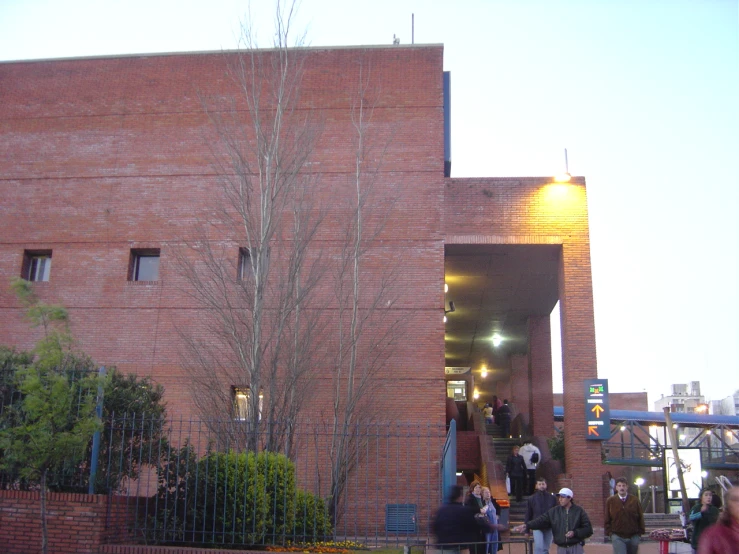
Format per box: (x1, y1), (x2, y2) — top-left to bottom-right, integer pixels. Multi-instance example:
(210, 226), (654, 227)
(510, 353), (530, 432)
(559, 238), (603, 534)
(528, 315), (554, 438)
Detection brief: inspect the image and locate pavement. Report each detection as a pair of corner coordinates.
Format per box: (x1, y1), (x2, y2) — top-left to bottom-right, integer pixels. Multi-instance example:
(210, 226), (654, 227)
(430, 541), (692, 554)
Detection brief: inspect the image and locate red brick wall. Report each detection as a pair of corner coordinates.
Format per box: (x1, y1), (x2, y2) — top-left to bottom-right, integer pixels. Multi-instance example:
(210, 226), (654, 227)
(509, 353), (529, 432)
(0, 490), (136, 554)
(0, 45), (446, 424)
(528, 316), (554, 438)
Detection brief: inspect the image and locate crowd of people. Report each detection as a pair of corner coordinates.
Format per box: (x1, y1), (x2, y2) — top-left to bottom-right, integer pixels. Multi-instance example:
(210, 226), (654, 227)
(432, 472), (738, 554)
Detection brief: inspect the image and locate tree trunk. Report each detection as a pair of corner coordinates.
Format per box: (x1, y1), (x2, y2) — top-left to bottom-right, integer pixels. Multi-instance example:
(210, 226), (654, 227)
(40, 467), (48, 554)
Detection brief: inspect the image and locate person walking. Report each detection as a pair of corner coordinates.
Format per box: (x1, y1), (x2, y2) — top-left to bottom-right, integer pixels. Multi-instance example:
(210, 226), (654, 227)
(525, 477), (557, 554)
(433, 485), (506, 554)
(519, 441), (541, 495)
(497, 399), (512, 437)
(513, 487), (593, 554)
(689, 489), (720, 553)
(604, 477), (645, 554)
(505, 445), (526, 502)
(697, 486), (739, 554)
(483, 403), (494, 424)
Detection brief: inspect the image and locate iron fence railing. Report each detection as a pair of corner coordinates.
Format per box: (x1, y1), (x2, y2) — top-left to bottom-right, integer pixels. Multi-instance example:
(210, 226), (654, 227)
(2, 409), (447, 548)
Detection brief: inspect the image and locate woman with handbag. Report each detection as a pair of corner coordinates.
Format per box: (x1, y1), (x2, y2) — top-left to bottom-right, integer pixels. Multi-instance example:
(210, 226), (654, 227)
(481, 486), (503, 553)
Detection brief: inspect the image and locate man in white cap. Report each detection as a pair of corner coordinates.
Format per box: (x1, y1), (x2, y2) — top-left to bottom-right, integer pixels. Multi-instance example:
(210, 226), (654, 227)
(513, 487), (593, 553)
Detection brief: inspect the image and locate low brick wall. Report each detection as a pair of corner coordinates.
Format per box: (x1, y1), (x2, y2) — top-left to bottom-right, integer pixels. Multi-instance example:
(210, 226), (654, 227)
(106, 541), (414, 554)
(0, 490), (138, 554)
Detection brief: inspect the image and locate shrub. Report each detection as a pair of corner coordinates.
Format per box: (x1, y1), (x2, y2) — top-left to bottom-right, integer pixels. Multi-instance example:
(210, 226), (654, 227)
(152, 448), (332, 547)
(293, 490), (332, 541)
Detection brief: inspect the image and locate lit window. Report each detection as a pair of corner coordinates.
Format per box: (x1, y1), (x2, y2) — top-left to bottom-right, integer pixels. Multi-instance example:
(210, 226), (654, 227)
(238, 247), (252, 281)
(233, 387), (263, 421)
(23, 250), (52, 282)
(129, 249), (160, 281)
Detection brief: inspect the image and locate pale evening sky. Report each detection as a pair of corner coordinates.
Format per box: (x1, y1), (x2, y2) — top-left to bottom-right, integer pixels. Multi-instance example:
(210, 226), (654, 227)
(1, 0), (737, 408)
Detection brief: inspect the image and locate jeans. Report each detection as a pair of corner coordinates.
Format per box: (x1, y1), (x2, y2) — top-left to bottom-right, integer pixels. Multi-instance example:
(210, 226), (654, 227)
(533, 529), (553, 554)
(556, 545), (583, 554)
(611, 534), (640, 554)
(485, 531), (499, 554)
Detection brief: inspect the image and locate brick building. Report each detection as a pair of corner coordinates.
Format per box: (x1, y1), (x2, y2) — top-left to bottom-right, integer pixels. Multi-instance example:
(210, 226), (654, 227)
(0, 44), (603, 532)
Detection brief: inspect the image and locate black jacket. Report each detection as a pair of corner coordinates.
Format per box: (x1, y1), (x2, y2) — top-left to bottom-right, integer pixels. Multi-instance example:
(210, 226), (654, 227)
(525, 491), (557, 523)
(505, 454), (526, 477)
(432, 502), (491, 548)
(526, 503), (593, 547)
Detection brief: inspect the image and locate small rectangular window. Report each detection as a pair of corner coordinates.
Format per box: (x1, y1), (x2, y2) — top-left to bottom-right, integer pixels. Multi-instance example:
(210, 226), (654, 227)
(233, 386), (263, 421)
(238, 247), (252, 281)
(129, 249), (160, 281)
(23, 250), (52, 282)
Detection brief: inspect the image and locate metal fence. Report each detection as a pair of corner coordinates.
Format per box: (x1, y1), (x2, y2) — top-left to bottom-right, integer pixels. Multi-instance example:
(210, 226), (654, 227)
(1, 365), (451, 547)
(58, 413), (446, 548)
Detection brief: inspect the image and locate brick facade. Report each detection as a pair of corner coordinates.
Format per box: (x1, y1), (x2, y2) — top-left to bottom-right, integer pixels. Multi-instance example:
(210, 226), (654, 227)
(0, 45), (604, 541)
(0, 490), (136, 554)
(443, 177), (603, 530)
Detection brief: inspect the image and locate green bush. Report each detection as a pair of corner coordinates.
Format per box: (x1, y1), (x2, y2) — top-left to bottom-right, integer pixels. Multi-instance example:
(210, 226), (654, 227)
(293, 489), (332, 541)
(258, 451), (297, 541)
(152, 448), (332, 547)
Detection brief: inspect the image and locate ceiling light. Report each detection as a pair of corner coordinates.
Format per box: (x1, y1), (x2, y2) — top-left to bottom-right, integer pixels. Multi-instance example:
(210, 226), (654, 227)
(491, 334), (502, 347)
(473, 389), (479, 400)
(481, 367), (488, 378)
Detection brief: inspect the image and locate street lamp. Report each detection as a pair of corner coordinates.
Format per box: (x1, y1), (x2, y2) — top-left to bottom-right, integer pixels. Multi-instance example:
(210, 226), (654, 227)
(634, 477), (645, 503)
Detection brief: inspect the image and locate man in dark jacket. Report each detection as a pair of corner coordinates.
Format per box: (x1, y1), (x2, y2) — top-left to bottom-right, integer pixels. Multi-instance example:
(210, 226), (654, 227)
(604, 477), (645, 553)
(505, 445), (526, 502)
(526, 478), (557, 554)
(513, 487), (593, 553)
(432, 485), (506, 553)
(497, 399), (512, 437)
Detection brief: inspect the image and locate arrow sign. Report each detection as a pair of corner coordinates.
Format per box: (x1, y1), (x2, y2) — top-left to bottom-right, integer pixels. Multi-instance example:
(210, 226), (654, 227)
(584, 379), (610, 441)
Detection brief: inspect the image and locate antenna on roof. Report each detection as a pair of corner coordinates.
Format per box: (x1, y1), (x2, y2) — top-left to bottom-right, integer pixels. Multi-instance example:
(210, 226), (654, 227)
(393, 34), (400, 45)
(554, 148), (572, 182)
(412, 13), (415, 44)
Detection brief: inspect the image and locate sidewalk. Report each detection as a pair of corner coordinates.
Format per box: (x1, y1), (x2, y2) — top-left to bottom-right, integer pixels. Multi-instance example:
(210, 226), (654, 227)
(496, 541), (691, 553)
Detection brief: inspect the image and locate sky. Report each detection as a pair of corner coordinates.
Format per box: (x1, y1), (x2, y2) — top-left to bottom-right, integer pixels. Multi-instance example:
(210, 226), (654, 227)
(1, 0), (738, 408)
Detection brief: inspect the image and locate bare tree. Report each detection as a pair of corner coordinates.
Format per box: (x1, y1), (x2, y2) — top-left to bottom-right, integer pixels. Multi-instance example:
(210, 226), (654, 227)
(176, 0), (325, 454)
(324, 60), (405, 522)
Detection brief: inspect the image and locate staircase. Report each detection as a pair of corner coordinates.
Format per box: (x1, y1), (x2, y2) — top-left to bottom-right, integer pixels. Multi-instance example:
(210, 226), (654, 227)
(487, 422), (529, 526)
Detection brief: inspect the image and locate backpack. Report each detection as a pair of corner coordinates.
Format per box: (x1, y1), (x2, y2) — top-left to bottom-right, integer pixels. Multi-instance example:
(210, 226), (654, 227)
(530, 452), (540, 464)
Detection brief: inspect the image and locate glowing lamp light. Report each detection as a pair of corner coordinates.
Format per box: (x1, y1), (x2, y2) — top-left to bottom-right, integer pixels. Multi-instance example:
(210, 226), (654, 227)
(634, 477), (645, 487)
(444, 283), (449, 293)
(620, 425), (626, 432)
(443, 315), (447, 323)
(491, 334), (502, 348)
(554, 172), (571, 183)
(481, 367), (488, 379)
(701, 471), (708, 478)
(473, 389), (480, 400)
